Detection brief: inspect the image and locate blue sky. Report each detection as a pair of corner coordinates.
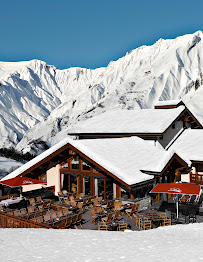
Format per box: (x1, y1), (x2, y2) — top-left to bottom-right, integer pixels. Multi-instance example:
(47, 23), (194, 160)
(0, 0), (203, 69)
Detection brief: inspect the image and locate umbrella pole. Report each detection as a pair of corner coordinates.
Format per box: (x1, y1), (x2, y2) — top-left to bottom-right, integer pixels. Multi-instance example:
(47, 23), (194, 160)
(176, 196), (179, 219)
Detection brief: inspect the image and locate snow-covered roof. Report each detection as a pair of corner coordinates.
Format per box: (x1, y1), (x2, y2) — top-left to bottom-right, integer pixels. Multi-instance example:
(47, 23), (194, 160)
(69, 106), (185, 134)
(154, 100), (182, 106)
(169, 129), (203, 162)
(1, 136), (191, 186)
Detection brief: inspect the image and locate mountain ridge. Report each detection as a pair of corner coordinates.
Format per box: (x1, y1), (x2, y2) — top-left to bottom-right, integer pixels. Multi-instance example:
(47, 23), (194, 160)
(0, 30), (203, 154)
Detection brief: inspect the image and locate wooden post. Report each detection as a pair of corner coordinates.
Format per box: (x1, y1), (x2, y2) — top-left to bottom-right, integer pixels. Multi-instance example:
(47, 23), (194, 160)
(130, 193), (134, 201)
(104, 178), (106, 199)
(79, 159), (83, 171)
(116, 184), (121, 198)
(68, 175), (70, 192)
(90, 177), (95, 196)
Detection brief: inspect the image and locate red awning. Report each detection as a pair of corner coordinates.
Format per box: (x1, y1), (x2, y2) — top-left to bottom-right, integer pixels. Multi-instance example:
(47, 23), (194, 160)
(0, 176), (46, 187)
(150, 183), (201, 195)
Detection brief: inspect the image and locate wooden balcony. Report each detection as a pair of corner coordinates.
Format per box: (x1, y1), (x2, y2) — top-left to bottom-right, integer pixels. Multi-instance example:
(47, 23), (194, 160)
(190, 173), (203, 185)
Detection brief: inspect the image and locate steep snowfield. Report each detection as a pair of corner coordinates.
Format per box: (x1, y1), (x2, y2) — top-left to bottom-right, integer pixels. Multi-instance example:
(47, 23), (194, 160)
(0, 224), (203, 261)
(1, 31), (203, 153)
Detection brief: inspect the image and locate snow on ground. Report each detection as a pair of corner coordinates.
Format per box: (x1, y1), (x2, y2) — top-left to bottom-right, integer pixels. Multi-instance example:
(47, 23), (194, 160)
(0, 224), (203, 262)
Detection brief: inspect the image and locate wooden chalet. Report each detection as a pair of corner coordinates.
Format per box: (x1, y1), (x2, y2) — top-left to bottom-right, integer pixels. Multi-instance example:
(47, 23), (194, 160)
(68, 104), (202, 149)
(170, 129), (203, 186)
(1, 137), (191, 201)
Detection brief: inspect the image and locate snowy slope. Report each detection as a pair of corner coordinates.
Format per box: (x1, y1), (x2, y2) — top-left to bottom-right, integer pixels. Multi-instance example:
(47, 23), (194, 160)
(0, 157), (22, 179)
(0, 224), (203, 262)
(1, 31), (203, 153)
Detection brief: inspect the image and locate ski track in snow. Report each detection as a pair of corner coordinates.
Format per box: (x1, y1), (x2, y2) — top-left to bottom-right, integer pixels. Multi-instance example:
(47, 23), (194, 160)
(0, 224), (203, 262)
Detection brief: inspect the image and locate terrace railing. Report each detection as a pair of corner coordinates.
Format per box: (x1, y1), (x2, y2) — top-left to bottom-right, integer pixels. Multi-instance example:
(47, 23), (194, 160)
(0, 211), (51, 229)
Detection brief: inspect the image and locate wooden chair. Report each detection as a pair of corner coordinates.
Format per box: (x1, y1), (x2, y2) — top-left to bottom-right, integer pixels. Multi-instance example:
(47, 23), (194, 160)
(71, 214), (78, 228)
(62, 208), (69, 217)
(77, 202), (83, 210)
(115, 200), (124, 213)
(36, 216), (44, 224)
(58, 192), (64, 202)
(69, 195), (75, 202)
(71, 201), (77, 207)
(20, 208), (27, 216)
(125, 204), (137, 219)
(112, 210), (121, 221)
(65, 216), (72, 228)
(75, 212), (83, 228)
(28, 206), (35, 213)
(101, 200), (111, 211)
(14, 210), (21, 217)
(90, 208), (99, 224)
(64, 199), (71, 206)
(56, 209), (63, 219)
(36, 196), (42, 203)
(98, 222), (108, 230)
(29, 198), (35, 206)
(102, 213), (113, 224)
(96, 206), (102, 214)
(50, 212), (57, 221)
(44, 213), (52, 224)
(159, 213), (167, 219)
(87, 196), (93, 207)
(140, 220), (151, 230)
(83, 198), (89, 209)
(117, 222), (127, 231)
(161, 218), (171, 226)
(97, 196), (102, 203)
(110, 200), (115, 208)
(92, 199), (99, 207)
(7, 211), (14, 216)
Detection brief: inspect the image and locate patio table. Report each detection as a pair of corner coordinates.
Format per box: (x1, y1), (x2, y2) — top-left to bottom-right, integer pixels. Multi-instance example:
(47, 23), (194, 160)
(0, 197), (24, 207)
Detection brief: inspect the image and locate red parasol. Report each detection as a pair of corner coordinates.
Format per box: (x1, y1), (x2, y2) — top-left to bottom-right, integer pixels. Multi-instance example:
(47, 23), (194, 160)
(150, 182), (201, 196)
(150, 182), (201, 219)
(0, 176), (46, 187)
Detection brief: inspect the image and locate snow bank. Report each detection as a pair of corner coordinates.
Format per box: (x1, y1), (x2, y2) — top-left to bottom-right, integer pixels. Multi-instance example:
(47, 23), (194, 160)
(1, 223), (203, 261)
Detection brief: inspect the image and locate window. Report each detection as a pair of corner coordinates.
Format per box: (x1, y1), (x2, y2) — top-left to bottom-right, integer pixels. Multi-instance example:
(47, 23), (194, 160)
(61, 162), (68, 168)
(172, 123), (175, 129)
(98, 178), (104, 197)
(84, 177), (91, 195)
(82, 159), (91, 171)
(71, 156), (79, 170)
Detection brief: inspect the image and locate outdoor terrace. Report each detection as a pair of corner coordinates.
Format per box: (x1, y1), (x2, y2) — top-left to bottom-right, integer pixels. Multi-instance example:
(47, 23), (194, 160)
(0, 191), (203, 231)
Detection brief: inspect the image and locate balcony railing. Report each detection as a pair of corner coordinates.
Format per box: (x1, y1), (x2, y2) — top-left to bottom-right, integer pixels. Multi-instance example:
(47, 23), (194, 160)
(190, 173), (203, 185)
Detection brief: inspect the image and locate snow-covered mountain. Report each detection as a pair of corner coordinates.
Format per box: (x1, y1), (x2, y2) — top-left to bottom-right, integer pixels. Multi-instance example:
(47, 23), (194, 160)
(1, 31), (203, 154)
